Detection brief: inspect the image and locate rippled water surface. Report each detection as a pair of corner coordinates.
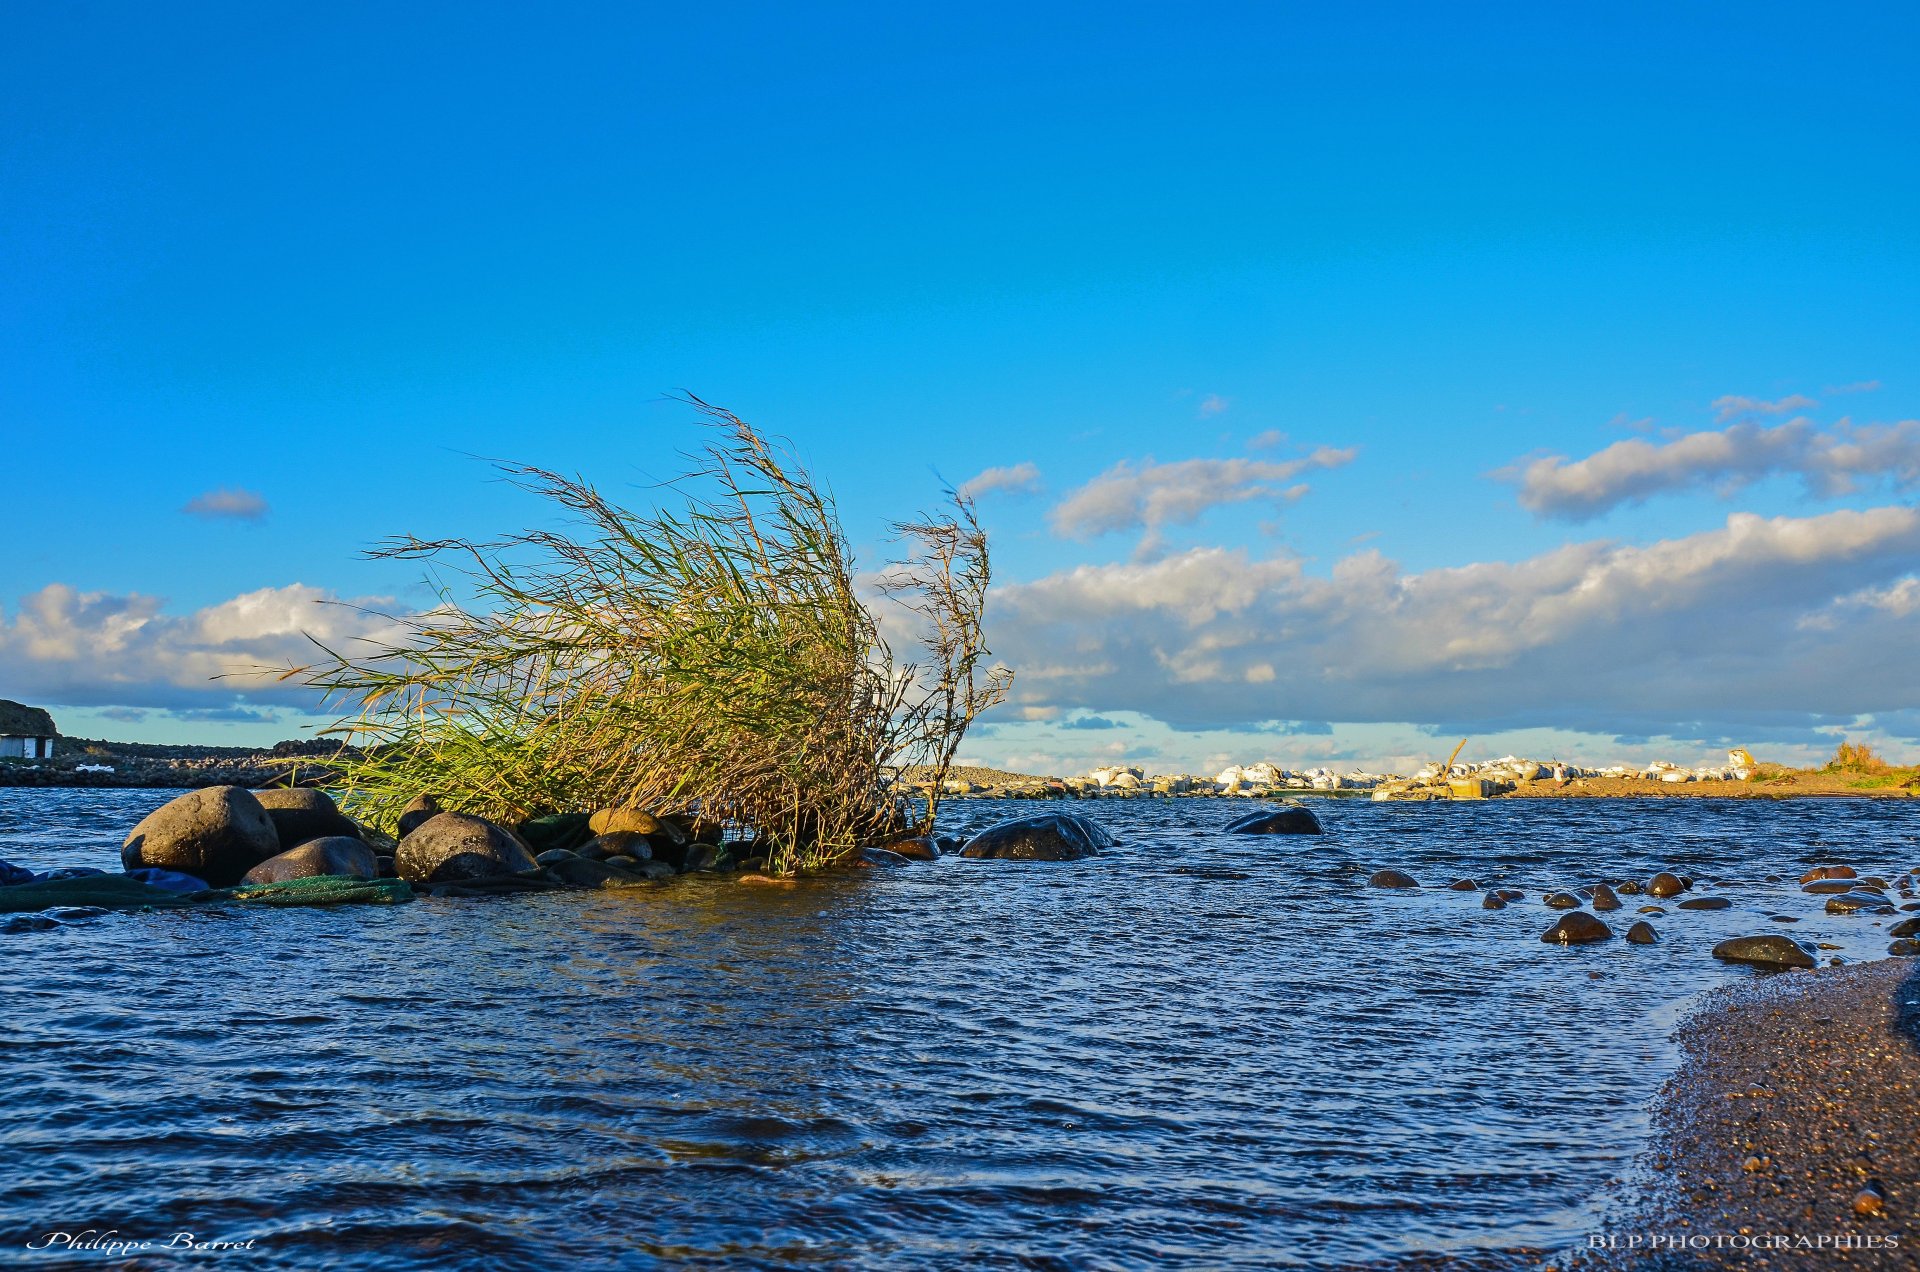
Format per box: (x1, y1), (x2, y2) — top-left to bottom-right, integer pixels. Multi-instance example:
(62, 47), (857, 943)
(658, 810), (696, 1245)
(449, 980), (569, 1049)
(4, 789), (1918, 1269)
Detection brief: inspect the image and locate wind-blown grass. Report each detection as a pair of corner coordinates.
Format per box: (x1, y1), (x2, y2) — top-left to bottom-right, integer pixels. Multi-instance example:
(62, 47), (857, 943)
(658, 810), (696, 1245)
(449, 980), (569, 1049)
(288, 398), (1009, 873)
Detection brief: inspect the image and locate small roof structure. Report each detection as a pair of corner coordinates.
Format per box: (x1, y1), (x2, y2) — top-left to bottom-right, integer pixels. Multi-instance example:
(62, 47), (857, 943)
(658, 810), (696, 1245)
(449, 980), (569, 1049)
(0, 700), (56, 737)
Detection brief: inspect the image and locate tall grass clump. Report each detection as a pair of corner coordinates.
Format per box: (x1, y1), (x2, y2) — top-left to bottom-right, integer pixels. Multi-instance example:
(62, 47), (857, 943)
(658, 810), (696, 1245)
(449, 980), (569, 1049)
(288, 398), (1009, 873)
(1828, 739), (1887, 773)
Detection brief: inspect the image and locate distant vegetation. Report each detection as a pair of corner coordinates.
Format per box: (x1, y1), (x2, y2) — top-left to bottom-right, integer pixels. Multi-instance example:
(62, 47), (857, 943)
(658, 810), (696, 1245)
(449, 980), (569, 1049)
(1828, 739), (1887, 773)
(289, 399), (1010, 873)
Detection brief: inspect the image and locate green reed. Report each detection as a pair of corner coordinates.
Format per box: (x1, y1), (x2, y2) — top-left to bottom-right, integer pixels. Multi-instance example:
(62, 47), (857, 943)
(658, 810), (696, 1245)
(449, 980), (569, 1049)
(286, 398), (1009, 873)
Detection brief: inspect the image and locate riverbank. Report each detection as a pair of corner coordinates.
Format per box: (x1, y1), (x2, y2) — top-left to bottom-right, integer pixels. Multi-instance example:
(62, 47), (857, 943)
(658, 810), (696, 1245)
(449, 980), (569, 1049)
(1584, 958), (1919, 1270)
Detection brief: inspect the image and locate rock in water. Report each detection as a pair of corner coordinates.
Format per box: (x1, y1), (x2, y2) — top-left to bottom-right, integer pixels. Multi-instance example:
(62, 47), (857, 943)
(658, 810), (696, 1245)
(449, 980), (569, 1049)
(1647, 872), (1687, 898)
(1368, 869), (1418, 889)
(251, 788), (361, 850)
(1678, 897), (1731, 911)
(1889, 939), (1920, 957)
(1800, 865), (1857, 883)
(879, 836), (940, 862)
(122, 786), (281, 887)
(397, 794), (442, 838)
(242, 836), (377, 884)
(1482, 894), (1508, 910)
(1590, 883), (1622, 912)
(1711, 935), (1816, 969)
(1447, 878), (1479, 891)
(1544, 892), (1582, 909)
(1542, 913), (1612, 944)
(394, 813), (538, 884)
(959, 813), (1109, 861)
(1889, 916), (1920, 938)
(1626, 921), (1658, 944)
(542, 854), (655, 889)
(1826, 892), (1896, 915)
(1224, 806), (1323, 835)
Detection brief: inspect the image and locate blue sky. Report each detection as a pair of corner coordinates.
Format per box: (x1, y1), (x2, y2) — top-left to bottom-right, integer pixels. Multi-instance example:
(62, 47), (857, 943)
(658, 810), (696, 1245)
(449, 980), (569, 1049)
(4, 3), (1918, 773)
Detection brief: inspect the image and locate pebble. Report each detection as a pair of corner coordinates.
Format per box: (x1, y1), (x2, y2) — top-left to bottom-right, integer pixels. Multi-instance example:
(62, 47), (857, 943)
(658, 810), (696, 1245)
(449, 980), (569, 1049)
(1853, 1182), (1886, 1218)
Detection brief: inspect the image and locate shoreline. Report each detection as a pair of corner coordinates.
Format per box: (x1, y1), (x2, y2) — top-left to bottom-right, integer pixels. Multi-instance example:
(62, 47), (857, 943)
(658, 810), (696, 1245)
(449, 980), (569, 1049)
(1585, 958), (1919, 1270)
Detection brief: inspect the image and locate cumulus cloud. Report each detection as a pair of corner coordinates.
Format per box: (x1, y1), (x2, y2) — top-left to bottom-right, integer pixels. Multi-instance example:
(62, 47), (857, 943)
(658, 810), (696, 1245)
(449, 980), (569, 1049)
(956, 462), (1042, 500)
(182, 487), (270, 521)
(1049, 448), (1357, 550)
(0, 583), (402, 715)
(987, 505), (1920, 742)
(1507, 417), (1920, 519)
(1711, 393), (1817, 422)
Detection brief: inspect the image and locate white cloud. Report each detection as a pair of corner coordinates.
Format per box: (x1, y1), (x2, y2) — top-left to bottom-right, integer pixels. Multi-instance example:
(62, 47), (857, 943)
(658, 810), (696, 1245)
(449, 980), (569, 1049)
(1247, 429), (1287, 450)
(1711, 393), (1818, 422)
(1197, 394), (1230, 417)
(182, 487), (270, 521)
(1506, 416), (1920, 519)
(0, 583), (401, 715)
(987, 505), (1920, 742)
(956, 461), (1042, 500)
(1048, 448), (1357, 550)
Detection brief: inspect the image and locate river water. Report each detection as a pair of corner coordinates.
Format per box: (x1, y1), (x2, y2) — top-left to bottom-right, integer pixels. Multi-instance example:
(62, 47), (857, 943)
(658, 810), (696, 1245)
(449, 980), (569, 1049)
(3, 788), (1916, 1269)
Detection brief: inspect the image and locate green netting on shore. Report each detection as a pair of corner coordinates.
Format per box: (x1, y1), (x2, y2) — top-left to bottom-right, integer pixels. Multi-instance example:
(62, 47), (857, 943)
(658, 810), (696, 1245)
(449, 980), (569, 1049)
(0, 874), (414, 914)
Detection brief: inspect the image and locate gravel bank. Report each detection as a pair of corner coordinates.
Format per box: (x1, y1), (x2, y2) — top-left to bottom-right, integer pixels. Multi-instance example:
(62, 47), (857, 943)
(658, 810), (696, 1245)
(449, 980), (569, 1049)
(1582, 958), (1920, 1270)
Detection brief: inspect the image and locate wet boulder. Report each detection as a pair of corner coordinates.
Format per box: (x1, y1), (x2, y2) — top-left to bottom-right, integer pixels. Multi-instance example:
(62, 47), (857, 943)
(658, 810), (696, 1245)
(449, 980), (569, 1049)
(1482, 893), (1508, 910)
(252, 788), (361, 851)
(541, 854), (656, 889)
(1803, 879), (1863, 895)
(122, 786), (282, 887)
(588, 807), (674, 839)
(394, 813), (538, 885)
(1799, 865), (1857, 884)
(1590, 883), (1622, 912)
(1447, 878), (1479, 891)
(397, 794), (442, 838)
(580, 832), (652, 862)
(1368, 869), (1419, 889)
(1825, 892), (1896, 916)
(1677, 897), (1731, 911)
(1889, 916), (1920, 938)
(1647, 872), (1687, 898)
(879, 836), (940, 862)
(1224, 805), (1323, 835)
(1544, 891), (1582, 910)
(1712, 935), (1816, 970)
(1890, 939), (1920, 957)
(845, 847), (914, 869)
(241, 836), (377, 885)
(1542, 912), (1612, 944)
(1626, 921), (1659, 944)
(959, 813), (1109, 862)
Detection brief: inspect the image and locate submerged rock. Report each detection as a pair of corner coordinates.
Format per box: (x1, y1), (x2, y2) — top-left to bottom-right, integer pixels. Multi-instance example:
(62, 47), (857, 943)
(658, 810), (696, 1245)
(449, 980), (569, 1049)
(1542, 912), (1612, 944)
(1626, 920), (1659, 944)
(1447, 878), (1479, 891)
(242, 836), (377, 884)
(394, 813), (538, 885)
(1615, 880), (1644, 896)
(252, 787), (361, 850)
(1368, 869), (1419, 889)
(122, 786), (281, 887)
(1224, 805), (1323, 835)
(880, 836), (940, 862)
(542, 854), (656, 889)
(1711, 935), (1815, 969)
(847, 847), (914, 869)
(1803, 879), (1864, 895)
(1677, 897), (1731, 911)
(959, 813), (1109, 861)
(1544, 891), (1582, 910)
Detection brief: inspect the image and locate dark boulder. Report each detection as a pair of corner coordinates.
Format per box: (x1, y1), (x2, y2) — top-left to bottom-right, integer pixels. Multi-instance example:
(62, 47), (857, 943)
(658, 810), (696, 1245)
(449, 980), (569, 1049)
(1825, 892), (1896, 915)
(881, 837), (941, 862)
(1677, 897), (1731, 911)
(683, 844), (732, 872)
(1626, 921), (1659, 944)
(846, 847), (914, 869)
(1590, 883), (1622, 912)
(1616, 880), (1644, 896)
(1544, 892), (1582, 910)
(1889, 916), (1920, 938)
(1447, 878), (1479, 891)
(397, 794), (442, 838)
(581, 832), (653, 862)
(541, 854), (656, 889)
(241, 836), (377, 885)
(122, 786), (281, 887)
(959, 813), (1108, 862)
(588, 807), (676, 839)
(1712, 935), (1815, 969)
(1225, 805), (1323, 835)
(1647, 872), (1687, 898)
(251, 788), (361, 851)
(393, 813), (538, 885)
(1804, 879), (1864, 895)
(1482, 893), (1508, 910)
(1368, 869), (1419, 889)
(1890, 939), (1920, 957)
(1542, 912), (1612, 944)
(1799, 865), (1857, 884)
